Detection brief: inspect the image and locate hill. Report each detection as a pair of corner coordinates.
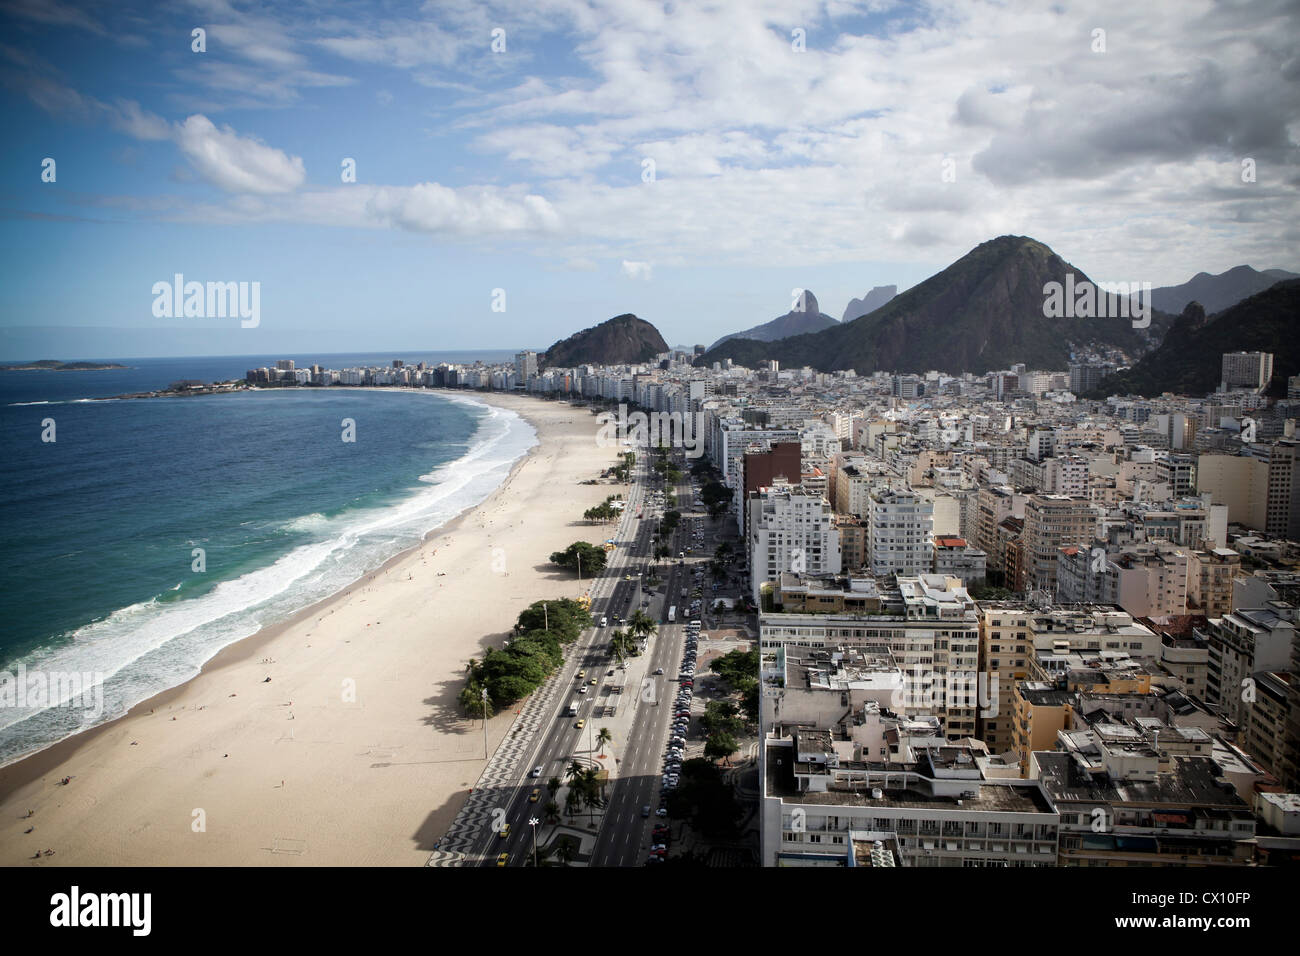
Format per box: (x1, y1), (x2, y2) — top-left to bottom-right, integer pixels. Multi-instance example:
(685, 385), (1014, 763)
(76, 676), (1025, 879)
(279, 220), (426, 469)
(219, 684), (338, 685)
(708, 290), (839, 351)
(697, 236), (1174, 374)
(1092, 280), (1300, 397)
(1150, 266), (1299, 315)
(540, 313), (668, 369)
(841, 285), (897, 322)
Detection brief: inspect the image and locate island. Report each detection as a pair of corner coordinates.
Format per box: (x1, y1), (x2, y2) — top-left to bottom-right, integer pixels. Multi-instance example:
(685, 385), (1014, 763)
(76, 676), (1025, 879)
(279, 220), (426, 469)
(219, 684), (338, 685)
(1, 360), (129, 371)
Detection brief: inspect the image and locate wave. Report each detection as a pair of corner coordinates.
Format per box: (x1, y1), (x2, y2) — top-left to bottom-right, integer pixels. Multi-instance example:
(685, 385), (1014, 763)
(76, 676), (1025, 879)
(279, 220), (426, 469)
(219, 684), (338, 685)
(0, 392), (537, 766)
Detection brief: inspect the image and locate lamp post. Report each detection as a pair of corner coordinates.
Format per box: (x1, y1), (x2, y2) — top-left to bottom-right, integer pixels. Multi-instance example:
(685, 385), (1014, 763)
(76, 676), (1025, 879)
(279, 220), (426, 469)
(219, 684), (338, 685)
(529, 817), (539, 868)
(481, 686), (489, 758)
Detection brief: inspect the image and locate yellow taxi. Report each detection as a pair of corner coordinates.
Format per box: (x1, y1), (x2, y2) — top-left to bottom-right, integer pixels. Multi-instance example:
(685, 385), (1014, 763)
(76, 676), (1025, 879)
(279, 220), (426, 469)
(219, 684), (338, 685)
(575, 719), (586, 729)
(577, 670), (586, 680)
(496, 853), (509, 867)
(529, 788), (541, 803)
(588, 678), (597, 686)
(498, 823), (511, 839)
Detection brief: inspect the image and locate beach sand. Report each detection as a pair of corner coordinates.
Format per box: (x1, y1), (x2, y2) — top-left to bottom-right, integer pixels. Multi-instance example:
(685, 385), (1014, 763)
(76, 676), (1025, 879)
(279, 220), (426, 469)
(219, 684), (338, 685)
(0, 391), (623, 866)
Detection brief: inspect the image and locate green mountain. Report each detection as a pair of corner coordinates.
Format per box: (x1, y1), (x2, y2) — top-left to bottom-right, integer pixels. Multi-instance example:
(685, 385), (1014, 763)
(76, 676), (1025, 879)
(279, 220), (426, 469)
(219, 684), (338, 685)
(1092, 279), (1300, 398)
(708, 290), (840, 350)
(697, 236), (1174, 374)
(1150, 265), (1299, 316)
(541, 313), (668, 369)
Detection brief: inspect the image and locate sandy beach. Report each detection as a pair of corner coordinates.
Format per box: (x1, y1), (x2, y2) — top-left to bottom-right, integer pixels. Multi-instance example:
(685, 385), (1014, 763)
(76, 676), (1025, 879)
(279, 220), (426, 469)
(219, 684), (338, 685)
(0, 391), (622, 866)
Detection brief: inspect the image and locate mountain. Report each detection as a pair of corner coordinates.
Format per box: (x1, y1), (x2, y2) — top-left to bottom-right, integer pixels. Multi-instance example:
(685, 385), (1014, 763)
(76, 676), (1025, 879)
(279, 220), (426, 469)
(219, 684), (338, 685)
(708, 290), (839, 351)
(540, 313), (668, 369)
(841, 285), (897, 322)
(697, 236), (1175, 375)
(1091, 279), (1300, 398)
(1150, 266), (1299, 316)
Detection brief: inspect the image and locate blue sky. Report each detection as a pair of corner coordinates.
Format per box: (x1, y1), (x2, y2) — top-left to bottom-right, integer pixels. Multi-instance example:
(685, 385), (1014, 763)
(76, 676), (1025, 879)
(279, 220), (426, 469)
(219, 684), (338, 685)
(1, 0), (1297, 359)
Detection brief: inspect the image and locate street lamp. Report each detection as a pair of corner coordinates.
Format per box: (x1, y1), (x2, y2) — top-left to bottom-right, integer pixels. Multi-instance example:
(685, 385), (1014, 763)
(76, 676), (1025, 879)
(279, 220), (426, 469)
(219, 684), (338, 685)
(529, 817), (539, 868)
(481, 686), (489, 758)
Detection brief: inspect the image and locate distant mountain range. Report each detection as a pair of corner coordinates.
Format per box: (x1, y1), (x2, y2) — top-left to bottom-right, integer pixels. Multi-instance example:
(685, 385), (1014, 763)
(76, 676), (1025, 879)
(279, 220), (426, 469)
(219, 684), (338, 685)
(1150, 265), (1299, 315)
(708, 290), (840, 351)
(698, 236), (1174, 374)
(1093, 279), (1300, 398)
(540, 313), (668, 369)
(841, 285), (897, 322)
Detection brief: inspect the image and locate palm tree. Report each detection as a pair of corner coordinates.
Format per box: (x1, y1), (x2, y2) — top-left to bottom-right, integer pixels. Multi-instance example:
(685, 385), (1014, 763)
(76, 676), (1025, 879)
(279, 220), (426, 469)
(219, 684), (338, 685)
(565, 760), (585, 785)
(628, 609), (656, 641)
(596, 727), (612, 757)
(544, 799), (559, 823)
(556, 838), (575, 865)
(547, 776), (561, 796)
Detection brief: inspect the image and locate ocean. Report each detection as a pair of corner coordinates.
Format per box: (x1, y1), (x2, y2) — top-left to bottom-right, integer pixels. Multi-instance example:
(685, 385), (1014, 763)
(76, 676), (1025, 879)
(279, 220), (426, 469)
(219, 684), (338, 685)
(0, 351), (536, 765)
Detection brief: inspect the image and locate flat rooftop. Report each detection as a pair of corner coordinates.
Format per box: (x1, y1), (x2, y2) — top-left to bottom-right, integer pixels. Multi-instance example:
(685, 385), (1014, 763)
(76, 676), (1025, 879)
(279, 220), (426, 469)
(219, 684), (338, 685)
(766, 744), (1055, 815)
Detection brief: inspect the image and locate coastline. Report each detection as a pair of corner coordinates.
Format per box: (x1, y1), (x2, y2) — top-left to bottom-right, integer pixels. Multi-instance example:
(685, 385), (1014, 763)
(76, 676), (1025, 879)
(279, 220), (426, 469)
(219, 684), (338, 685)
(0, 390), (621, 866)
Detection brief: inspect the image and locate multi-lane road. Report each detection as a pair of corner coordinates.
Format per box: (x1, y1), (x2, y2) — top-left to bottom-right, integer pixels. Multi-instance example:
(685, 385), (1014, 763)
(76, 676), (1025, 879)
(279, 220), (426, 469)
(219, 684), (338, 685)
(465, 445), (705, 867)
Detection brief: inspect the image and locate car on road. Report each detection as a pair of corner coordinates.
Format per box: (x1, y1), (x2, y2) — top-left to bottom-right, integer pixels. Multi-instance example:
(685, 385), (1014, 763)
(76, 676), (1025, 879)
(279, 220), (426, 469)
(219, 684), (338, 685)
(498, 824), (511, 839)
(575, 719), (586, 729)
(529, 788), (540, 802)
(588, 678), (597, 686)
(578, 686), (588, 694)
(531, 766), (543, 778)
(654, 667), (664, 674)
(497, 853), (509, 867)
(641, 805), (651, 817)
(577, 670), (586, 680)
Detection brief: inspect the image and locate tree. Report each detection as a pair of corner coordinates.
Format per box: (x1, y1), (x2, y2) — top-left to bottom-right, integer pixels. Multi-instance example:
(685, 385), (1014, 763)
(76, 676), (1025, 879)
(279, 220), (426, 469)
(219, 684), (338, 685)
(457, 682), (492, 719)
(547, 776), (561, 796)
(544, 799), (559, 823)
(550, 541), (607, 576)
(565, 760), (585, 785)
(556, 838), (575, 865)
(596, 727), (612, 757)
(704, 732), (738, 765)
(628, 609), (657, 641)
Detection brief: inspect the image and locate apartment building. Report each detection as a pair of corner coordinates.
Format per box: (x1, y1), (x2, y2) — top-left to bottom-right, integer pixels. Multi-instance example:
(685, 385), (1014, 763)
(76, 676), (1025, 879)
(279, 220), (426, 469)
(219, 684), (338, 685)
(977, 604), (1162, 758)
(1022, 494), (1098, 593)
(1032, 751), (1257, 866)
(748, 481), (841, 602)
(1221, 351), (1273, 391)
(868, 487), (934, 576)
(762, 735), (1060, 867)
(761, 575), (982, 738)
(1199, 603), (1297, 726)
(1188, 548), (1242, 617)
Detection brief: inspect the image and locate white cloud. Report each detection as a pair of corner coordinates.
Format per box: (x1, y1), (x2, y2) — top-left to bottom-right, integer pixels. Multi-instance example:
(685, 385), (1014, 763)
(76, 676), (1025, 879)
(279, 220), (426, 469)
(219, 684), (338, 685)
(174, 115), (306, 194)
(622, 260), (653, 280)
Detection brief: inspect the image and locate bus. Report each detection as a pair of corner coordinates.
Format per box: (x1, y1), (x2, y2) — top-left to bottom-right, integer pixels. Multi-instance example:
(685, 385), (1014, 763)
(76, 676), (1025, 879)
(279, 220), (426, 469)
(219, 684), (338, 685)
(667, 605), (676, 622)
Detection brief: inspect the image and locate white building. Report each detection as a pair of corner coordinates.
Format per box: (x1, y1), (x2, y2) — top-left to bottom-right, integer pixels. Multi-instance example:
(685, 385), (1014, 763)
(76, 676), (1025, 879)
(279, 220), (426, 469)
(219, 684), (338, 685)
(869, 487), (934, 576)
(749, 482), (841, 602)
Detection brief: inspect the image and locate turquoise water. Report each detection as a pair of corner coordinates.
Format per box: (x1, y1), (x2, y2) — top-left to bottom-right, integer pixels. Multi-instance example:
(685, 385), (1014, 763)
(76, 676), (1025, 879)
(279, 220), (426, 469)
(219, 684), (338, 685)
(0, 354), (535, 764)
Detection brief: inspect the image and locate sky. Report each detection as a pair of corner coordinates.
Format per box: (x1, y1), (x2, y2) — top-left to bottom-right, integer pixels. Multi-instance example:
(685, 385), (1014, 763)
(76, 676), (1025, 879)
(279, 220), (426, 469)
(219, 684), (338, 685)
(1, 0), (1297, 359)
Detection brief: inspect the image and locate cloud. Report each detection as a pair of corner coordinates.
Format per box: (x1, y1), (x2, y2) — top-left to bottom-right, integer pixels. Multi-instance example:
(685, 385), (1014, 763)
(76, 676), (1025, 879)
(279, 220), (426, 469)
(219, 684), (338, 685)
(622, 260), (653, 280)
(174, 115), (306, 193)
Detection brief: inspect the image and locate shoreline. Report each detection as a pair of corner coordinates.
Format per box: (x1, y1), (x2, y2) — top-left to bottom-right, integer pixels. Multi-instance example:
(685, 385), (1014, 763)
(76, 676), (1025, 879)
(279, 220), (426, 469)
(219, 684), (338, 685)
(0, 389), (532, 776)
(0, 390), (621, 865)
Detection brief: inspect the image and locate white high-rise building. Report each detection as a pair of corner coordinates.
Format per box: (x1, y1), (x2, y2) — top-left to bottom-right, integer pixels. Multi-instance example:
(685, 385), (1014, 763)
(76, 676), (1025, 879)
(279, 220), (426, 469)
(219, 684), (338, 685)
(514, 350), (538, 384)
(868, 488), (933, 576)
(748, 482), (841, 601)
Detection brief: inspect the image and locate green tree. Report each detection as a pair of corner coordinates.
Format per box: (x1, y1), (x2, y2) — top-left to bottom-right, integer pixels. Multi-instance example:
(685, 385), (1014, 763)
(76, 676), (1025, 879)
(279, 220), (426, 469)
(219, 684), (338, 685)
(549, 541), (608, 576)
(596, 727), (612, 756)
(704, 732), (738, 765)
